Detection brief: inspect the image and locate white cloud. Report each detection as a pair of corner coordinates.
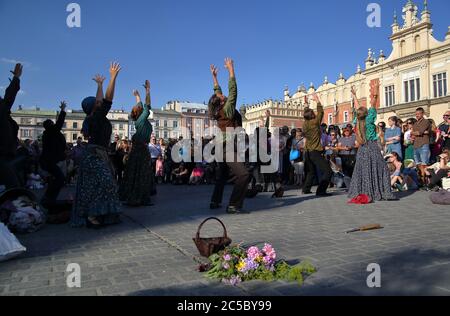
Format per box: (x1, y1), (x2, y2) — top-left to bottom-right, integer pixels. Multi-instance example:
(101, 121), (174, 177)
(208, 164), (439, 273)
(1, 58), (32, 68)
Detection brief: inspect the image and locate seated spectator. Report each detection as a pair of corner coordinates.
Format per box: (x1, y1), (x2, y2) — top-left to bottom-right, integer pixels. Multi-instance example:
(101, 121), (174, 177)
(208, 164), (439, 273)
(387, 152), (405, 191)
(172, 163), (189, 185)
(426, 149), (450, 191)
(189, 163), (205, 185)
(155, 155), (164, 184)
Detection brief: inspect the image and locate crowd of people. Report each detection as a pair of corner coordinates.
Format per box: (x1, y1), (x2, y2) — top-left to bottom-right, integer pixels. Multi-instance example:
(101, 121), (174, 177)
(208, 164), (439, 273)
(1, 60), (450, 229)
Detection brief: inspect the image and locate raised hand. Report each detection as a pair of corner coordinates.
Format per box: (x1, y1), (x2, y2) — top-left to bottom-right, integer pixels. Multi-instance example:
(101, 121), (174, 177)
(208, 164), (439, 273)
(60, 101), (67, 111)
(133, 90), (140, 97)
(370, 81), (380, 97)
(265, 110), (271, 118)
(210, 65), (218, 77)
(224, 58), (234, 71)
(10, 63), (23, 78)
(350, 86), (357, 96)
(143, 80), (151, 91)
(109, 61), (122, 78)
(93, 74), (106, 85)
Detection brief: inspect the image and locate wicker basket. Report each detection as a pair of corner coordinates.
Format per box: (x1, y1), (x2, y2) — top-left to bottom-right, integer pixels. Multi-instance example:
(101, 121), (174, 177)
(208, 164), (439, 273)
(193, 217), (232, 258)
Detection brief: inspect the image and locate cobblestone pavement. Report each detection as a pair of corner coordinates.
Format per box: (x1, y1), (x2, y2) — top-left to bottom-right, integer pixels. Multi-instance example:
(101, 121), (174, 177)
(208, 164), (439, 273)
(1, 184), (450, 296)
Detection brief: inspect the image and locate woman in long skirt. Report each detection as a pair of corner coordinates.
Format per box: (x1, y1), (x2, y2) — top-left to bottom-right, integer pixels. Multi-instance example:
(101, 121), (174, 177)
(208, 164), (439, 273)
(71, 63), (122, 228)
(119, 81), (154, 206)
(348, 83), (396, 202)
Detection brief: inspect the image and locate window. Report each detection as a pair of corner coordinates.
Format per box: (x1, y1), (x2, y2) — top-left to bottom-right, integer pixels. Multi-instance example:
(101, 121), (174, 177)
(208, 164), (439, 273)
(414, 35), (420, 53)
(21, 129), (31, 138)
(155, 131), (160, 139)
(63, 122), (67, 129)
(384, 85), (396, 107)
(173, 121), (178, 128)
(73, 122), (78, 129)
(72, 133), (78, 141)
(328, 113), (333, 125)
(400, 40), (406, 57)
(119, 124), (124, 131)
(404, 78), (420, 102)
(20, 118), (32, 125)
(156, 120), (160, 128)
(164, 131), (168, 139)
(433, 72), (447, 98)
(164, 120), (168, 128)
(343, 111), (349, 123)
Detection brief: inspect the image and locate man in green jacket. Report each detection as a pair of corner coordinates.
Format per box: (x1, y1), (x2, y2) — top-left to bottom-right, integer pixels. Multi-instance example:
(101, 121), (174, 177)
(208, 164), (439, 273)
(302, 93), (332, 196)
(208, 58), (250, 214)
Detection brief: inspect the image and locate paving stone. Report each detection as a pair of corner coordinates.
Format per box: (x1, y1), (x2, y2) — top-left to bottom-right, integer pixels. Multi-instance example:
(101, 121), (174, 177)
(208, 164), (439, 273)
(1, 186), (449, 296)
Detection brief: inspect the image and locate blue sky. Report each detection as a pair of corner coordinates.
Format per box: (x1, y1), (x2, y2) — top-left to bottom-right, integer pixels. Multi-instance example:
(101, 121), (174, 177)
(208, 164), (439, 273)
(0, 0), (449, 111)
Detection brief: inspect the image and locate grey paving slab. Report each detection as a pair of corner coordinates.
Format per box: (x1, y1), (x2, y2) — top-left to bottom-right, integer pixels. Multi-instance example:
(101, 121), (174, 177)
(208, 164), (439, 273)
(1, 185), (449, 296)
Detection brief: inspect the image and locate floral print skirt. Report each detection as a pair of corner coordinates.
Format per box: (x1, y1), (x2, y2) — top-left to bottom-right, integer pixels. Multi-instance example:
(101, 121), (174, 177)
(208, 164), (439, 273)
(71, 145), (121, 227)
(348, 141), (395, 201)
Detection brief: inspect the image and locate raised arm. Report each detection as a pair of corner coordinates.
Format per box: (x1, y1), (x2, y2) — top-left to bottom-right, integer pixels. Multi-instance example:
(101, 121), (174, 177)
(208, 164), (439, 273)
(92, 74), (105, 104)
(2, 63), (22, 110)
(223, 57), (237, 119)
(133, 89), (142, 104)
(265, 110), (271, 128)
(350, 86), (360, 109)
(367, 107), (378, 125)
(55, 101), (67, 130)
(105, 62), (121, 102)
(312, 93), (324, 124)
(370, 81), (379, 108)
(210, 64), (222, 97)
(144, 80), (151, 108)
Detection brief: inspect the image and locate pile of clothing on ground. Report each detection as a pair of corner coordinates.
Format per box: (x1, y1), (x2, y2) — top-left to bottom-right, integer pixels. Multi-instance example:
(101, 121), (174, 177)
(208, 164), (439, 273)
(0, 189), (44, 262)
(0, 192), (46, 234)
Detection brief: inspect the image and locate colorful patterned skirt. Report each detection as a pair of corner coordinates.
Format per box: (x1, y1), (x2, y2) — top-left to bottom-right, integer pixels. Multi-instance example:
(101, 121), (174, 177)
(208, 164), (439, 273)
(119, 141), (153, 206)
(348, 141), (395, 201)
(71, 145), (121, 227)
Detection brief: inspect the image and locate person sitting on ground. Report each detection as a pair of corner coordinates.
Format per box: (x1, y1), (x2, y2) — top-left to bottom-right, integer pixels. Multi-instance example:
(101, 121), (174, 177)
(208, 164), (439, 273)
(425, 149), (450, 191)
(155, 155), (164, 184)
(172, 163), (189, 185)
(189, 163), (205, 185)
(386, 152), (405, 191)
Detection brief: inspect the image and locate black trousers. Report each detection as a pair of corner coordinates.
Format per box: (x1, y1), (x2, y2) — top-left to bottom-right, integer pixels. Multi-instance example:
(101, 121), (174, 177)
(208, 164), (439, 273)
(429, 169), (448, 187)
(211, 161), (251, 209)
(340, 155), (356, 178)
(303, 150), (332, 195)
(41, 161), (65, 203)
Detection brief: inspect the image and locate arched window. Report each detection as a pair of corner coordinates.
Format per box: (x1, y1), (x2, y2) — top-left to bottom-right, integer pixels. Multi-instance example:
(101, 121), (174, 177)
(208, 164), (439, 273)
(400, 40), (406, 57)
(414, 35), (420, 52)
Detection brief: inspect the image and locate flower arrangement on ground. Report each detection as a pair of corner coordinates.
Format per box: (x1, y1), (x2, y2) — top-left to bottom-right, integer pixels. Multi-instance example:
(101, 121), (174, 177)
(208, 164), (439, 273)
(203, 243), (316, 286)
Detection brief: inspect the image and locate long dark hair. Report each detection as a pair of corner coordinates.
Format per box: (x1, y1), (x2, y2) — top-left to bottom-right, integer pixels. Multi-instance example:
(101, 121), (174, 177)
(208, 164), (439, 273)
(208, 94), (222, 120)
(356, 107), (368, 145)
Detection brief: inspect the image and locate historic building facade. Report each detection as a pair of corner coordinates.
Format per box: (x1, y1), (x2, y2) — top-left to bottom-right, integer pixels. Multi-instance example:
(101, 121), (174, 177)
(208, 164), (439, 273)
(241, 99), (304, 134)
(163, 101), (214, 139)
(280, 0), (449, 127)
(12, 107), (131, 143)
